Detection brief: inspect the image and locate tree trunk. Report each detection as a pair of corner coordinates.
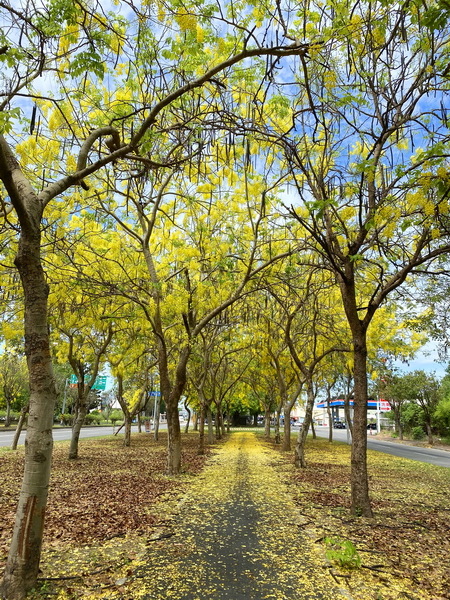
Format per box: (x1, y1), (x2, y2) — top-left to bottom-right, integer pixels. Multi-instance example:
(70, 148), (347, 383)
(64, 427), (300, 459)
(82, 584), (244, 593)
(198, 403), (206, 455)
(153, 396), (160, 441)
(215, 409), (221, 440)
(1, 220), (57, 599)
(166, 394), (181, 474)
(339, 269), (372, 516)
(264, 409), (271, 439)
(116, 374), (132, 447)
(137, 413), (142, 433)
(4, 400), (11, 428)
(294, 383), (315, 468)
(184, 399), (191, 433)
(327, 402), (333, 442)
(394, 408), (403, 440)
(344, 398), (353, 435)
(193, 411), (198, 431)
(282, 383), (303, 451)
(350, 330), (373, 517)
(124, 413), (132, 447)
(12, 405), (29, 451)
(274, 409), (281, 444)
(207, 407), (214, 443)
(69, 400), (87, 459)
(184, 413), (191, 434)
(282, 406), (292, 451)
(226, 410), (231, 433)
(220, 411), (226, 437)
(425, 420), (433, 445)
(311, 420), (316, 439)
(154, 311), (189, 473)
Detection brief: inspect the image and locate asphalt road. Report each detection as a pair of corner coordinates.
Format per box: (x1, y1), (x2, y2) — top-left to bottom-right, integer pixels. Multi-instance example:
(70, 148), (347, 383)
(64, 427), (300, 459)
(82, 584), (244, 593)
(314, 427), (450, 468)
(1, 425), (449, 468)
(0, 425), (142, 448)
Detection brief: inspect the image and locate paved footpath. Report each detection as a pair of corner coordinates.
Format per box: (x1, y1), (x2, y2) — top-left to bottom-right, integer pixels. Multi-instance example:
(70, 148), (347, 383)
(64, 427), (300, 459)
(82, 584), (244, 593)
(127, 432), (350, 600)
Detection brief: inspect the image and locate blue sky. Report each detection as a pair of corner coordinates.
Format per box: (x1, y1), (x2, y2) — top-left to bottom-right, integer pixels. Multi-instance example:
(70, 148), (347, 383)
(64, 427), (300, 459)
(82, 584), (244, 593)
(394, 341), (448, 378)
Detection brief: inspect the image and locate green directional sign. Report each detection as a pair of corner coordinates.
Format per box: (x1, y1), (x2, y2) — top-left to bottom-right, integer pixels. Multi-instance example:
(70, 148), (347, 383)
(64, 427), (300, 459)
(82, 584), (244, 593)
(69, 374), (107, 390)
(92, 376), (107, 390)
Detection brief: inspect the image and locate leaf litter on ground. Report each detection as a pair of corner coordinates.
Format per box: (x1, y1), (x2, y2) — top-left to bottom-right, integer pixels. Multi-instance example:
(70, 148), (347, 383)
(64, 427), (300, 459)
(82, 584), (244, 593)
(0, 433), (209, 589)
(283, 436), (450, 600)
(0, 430), (449, 599)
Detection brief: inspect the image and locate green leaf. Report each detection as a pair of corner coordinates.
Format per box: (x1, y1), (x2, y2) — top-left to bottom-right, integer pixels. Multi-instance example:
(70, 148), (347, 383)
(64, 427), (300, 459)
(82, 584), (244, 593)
(422, 5), (450, 30)
(0, 108), (21, 134)
(69, 51), (105, 80)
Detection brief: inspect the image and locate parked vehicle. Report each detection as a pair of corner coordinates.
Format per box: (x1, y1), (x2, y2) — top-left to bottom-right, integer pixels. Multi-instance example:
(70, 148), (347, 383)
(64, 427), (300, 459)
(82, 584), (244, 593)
(333, 421), (346, 429)
(367, 423), (377, 430)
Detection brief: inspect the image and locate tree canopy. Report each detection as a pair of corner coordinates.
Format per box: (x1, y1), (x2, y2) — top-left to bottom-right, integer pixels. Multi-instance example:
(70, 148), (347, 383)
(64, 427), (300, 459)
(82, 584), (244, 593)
(1, 0), (450, 596)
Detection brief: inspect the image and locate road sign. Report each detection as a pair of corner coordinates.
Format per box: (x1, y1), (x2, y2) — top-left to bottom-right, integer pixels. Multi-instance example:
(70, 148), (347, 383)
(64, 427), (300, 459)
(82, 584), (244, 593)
(69, 374), (108, 391)
(92, 376), (107, 390)
(379, 400), (391, 412)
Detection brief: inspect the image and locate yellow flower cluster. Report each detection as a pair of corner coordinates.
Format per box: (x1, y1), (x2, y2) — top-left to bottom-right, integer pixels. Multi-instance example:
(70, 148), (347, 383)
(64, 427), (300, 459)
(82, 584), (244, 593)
(175, 12), (197, 32)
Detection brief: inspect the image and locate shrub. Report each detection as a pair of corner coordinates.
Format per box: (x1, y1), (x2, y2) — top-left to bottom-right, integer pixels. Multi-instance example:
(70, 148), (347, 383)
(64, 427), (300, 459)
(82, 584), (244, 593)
(89, 410), (102, 425)
(85, 413), (101, 425)
(411, 426), (425, 441)
(59, 413), (74, 426)
(110, 410), (124, 426)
